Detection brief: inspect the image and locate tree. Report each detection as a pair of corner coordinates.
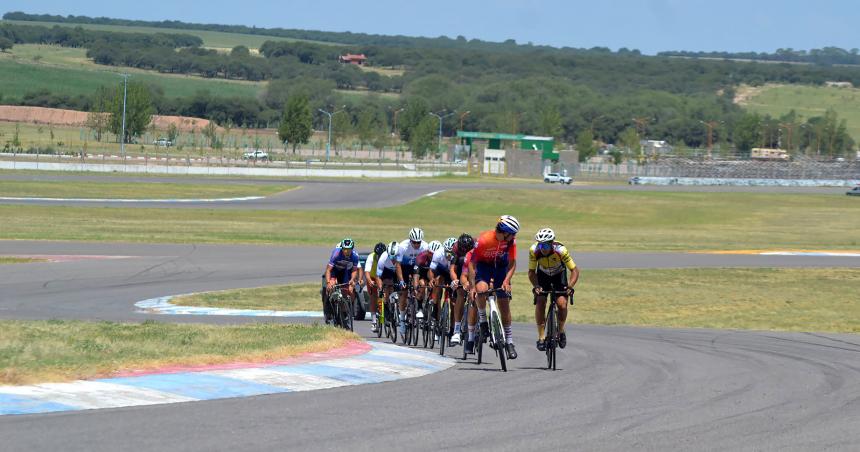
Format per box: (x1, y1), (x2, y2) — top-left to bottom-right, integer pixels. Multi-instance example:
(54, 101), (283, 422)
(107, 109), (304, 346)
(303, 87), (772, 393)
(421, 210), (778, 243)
(538, 106), (563, 141)
(732, 113), (762, 153)
(576, 129), (596, 162)
(409, 117), (436, 159)
(356, 109), (378, 150)
(617, 127), (640, 161)
(107, 81), (154, 144)
(166, 123), (179, 144)
(202, 121), (218, 148)
(85, 86), (111, 142)
(277, 95), (313, 153)
(230, 45), (250, 58)
(0, 37), (13, 52)
(331, 111), (352, 150)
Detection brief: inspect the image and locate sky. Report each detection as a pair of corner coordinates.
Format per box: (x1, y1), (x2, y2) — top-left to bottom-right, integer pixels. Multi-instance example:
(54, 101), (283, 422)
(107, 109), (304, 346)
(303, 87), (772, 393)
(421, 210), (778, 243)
(3, 0), (859, 55)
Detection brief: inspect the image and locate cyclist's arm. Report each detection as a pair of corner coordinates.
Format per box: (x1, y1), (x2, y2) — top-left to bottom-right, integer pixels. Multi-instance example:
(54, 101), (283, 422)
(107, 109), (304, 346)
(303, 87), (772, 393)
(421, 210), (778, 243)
(503, 259), (516, 289)
(395, 261), (404, 283)
(569, 266), (580, 288)
(324, 264), (333, 282)
(528, 269), (539, 290)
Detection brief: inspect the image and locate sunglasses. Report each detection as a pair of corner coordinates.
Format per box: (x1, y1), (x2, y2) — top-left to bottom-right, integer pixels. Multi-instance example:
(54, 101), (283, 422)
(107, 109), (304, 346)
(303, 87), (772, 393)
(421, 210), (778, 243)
(537, 242), (552, 252)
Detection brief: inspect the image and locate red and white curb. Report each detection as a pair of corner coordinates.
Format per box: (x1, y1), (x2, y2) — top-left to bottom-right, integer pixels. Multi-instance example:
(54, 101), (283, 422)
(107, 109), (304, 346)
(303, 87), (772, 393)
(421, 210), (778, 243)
(135, 295), (324, 318)
(0, 341), (454, 415)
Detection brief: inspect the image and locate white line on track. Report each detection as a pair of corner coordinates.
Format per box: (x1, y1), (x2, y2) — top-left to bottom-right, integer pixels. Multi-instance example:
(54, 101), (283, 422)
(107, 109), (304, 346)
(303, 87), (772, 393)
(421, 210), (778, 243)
(0, 196), (265, 203)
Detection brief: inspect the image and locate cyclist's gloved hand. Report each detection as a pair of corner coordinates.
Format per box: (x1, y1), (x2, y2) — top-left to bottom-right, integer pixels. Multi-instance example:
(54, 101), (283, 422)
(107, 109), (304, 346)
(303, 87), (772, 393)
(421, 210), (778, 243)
(532, 286), (542, 295)
(450, 280), (460, 290)
(397, 280), (407, 290)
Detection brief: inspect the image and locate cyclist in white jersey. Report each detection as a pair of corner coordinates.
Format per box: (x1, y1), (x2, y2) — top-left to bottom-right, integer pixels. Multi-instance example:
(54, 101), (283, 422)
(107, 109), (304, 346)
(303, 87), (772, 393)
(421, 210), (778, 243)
(395, 227), (429, 339)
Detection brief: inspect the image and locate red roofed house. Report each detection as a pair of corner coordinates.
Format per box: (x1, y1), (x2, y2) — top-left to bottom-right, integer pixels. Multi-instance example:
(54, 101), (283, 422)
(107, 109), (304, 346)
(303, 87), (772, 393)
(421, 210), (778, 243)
(339, 53), (367, 65)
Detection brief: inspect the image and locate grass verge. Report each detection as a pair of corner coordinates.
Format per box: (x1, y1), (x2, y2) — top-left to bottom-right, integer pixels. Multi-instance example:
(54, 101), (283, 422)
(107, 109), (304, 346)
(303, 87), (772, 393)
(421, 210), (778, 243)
(0, 320), (356, 385)
(0, 257), (44, 264)
(176, 269), (860, 334)
(175, 283), (322, 311)
(0, 189), (857, 251)
(0, 180), (293, 199)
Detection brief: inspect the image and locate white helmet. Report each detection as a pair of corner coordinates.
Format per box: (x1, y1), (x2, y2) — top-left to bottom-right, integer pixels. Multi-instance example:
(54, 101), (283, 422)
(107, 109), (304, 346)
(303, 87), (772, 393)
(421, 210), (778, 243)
(443, 237), (457, 252)
(387, 241), (398, 257)
(409, 227), (424, 242)
(535, 228), (555, 243)
(496, 215), (520, 235)
(428, 240), (443, 253)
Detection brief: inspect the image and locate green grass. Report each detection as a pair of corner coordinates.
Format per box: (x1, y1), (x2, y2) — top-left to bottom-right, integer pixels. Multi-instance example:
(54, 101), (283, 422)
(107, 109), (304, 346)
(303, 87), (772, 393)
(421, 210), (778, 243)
(0, 180), (292, 199)
(0, 57), (264, 101)
(1, 20), (336, 50)
(740, 83), (860, 142)
(166, 268), (860, 334)
(0, 189), (857, 251)
(0, 257), (44, 264)
(175, 283), (322, 311)
(0, 320), (356, 385)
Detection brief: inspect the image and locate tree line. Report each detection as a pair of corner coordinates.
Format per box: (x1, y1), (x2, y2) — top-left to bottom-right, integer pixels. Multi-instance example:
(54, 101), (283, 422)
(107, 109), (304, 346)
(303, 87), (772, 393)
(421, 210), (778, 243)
(659, 47), (860, 67)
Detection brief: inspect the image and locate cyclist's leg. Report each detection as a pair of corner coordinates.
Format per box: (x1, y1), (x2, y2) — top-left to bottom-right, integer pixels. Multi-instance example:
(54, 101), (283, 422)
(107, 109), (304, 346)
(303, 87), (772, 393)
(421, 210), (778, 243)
(534, 294), (548, 341)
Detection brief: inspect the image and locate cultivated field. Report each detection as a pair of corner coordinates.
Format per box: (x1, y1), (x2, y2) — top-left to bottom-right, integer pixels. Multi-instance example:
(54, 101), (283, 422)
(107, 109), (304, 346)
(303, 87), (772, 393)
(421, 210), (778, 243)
(738, 83), (860, 142)
(0, 44), (265, 101)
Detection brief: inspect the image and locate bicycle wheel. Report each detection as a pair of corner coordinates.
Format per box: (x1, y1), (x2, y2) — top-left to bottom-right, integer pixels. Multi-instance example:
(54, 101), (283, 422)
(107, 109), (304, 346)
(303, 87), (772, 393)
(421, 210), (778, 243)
(476, 325), (484, 364)
(491, 311), (507, 372)
(421, 301), (430, 348)
(546, 304), (557, 370)
(439, 301), (449, 356)
(344, 298), (354, 331)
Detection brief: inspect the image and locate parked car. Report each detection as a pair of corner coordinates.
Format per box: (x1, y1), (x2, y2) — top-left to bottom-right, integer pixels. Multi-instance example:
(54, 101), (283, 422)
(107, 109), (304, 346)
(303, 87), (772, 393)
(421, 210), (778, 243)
(628, 176), (642, 185)
(242, 150), (269, 161)
(847, 186), (860, 196)
(152, 138), (173, 147)
(543, 173), (572, 184)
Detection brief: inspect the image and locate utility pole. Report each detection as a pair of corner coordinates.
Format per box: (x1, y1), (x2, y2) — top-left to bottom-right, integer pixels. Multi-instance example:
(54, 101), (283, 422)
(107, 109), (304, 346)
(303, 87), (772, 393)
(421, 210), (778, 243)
(120, 73), (129, 159)
(318, 105), (345, 161)
(458, 110), (471, 131)
(429, 110), (456, 157)
(698, 120), (721, 158)
(779, 122), (796, 153)
(391, 107), (404, 137)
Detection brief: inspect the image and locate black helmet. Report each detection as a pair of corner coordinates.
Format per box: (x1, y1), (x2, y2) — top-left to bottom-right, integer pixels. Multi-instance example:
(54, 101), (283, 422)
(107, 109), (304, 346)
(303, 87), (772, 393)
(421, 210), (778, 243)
(373, 242), (386, 256)
(457, 233), (475, 250)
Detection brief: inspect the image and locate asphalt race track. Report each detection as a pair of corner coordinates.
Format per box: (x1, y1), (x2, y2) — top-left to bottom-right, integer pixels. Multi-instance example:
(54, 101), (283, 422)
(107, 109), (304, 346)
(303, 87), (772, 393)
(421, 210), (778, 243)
(1, 176), (858, 451)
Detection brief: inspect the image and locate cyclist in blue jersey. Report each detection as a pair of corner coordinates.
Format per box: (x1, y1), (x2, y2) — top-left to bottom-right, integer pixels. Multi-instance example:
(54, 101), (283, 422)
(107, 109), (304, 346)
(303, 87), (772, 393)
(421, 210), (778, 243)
(323, 238), (360, 324)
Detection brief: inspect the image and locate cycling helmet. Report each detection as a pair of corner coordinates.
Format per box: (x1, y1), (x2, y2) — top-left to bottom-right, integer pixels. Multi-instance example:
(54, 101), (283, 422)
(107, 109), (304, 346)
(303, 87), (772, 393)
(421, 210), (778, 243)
(496, 215), (520, 235)
(387, 241), (398, 257)
(443, 237), (457, 253)
(428, 240), (443, 253)
(535, 228), (555, 243)
(373, 242), (386, 256)
(409, 227), (424, 242)
(457, 233), (474, 251)
(340, 237), (355, 249)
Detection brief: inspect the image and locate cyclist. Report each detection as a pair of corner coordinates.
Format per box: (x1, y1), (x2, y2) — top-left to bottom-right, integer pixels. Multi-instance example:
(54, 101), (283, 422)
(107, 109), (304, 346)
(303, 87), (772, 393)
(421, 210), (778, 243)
(445, 235), (472, 346)
(376, 241), (400, 322)
(469, 215), (520, 359)
(364, 242), (387, 333)
(415, 240), (442, 316)
(423, 240), (448, 341)
(528, 228), (579, 351)
(394, 228), (429, 340)
(454, 235), (477, 352)
(323, 237), (360, 324)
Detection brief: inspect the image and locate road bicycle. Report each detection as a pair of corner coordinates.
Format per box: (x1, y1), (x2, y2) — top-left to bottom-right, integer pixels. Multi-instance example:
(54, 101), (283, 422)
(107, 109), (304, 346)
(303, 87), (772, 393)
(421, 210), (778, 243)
(458, 283), (475, 360)
(326, 283), (354, 331)
(421, 280), (438, 349)
(437, 285), (454, 356)
(475, 279), (509, 372)
(537, 285), (573, 371)
(381, 283), (399, 344)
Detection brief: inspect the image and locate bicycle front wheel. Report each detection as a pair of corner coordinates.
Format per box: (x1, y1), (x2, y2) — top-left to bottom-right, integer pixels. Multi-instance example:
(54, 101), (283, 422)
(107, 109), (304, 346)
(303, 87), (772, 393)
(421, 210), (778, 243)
(491, 311), (507, 372)
(546, 305), (557, 370)
(439, 302), (449, 356)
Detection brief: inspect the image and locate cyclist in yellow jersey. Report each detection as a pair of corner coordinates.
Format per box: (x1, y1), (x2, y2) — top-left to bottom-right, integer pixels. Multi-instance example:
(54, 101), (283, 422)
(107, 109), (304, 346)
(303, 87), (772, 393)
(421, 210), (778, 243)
(364, 242), (387, 333)
(528, 228), (580, 351)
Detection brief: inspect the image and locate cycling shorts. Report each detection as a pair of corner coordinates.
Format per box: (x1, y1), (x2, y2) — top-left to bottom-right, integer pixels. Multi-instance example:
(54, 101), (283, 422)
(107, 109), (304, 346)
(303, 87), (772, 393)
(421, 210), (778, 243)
(475, 262), (510, 296)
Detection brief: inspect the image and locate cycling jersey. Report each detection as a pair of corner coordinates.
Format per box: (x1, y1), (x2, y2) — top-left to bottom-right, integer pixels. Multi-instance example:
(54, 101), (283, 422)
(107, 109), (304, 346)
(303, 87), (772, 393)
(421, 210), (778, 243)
(429, 248), (450, 274)
(328, 247), (359, 273)
(415, 249), (434, 269)
(528, 242), (576, 276)
(473, 230), (517, 267)
(395, 239), (428, 267)
(364, 251), (381, 277)
(375, 251), (396, 278)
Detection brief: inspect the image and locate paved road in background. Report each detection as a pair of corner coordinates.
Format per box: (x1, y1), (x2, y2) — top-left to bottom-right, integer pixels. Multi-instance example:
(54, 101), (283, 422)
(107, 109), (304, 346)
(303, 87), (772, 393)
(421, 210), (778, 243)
(0, 173), (849, 210)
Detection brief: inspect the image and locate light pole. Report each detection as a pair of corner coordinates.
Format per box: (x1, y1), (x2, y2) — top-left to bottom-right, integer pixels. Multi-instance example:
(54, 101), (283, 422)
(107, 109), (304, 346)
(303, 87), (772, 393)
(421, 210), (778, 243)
(698, 120), (722, 159)
(458, 110), (471, 131)
(429, 110), (456, 157)
(120, 73), (129, 159)
(318, 106), (345, 161)
(390, 107), (405, 137)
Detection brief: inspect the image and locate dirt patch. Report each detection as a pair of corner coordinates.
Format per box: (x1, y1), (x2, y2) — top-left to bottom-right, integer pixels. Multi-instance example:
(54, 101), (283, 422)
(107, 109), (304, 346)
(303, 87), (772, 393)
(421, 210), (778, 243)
(733, 83), (781, 105)
(0, 106), (222, 132)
